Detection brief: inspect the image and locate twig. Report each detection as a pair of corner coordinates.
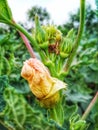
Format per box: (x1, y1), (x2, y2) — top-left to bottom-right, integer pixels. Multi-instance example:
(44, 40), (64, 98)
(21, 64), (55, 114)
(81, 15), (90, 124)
(82, 92), (98, 120)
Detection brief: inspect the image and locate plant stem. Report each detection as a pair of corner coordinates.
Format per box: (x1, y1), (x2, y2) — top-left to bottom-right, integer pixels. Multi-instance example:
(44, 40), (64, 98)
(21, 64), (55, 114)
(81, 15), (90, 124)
(64, 0), (85, 73)
(82, 92), (98, 120)
(49, 100), (64, 126)
(11, 22), (40, 51)
(19, 32), (36, 58)
(11, 21), (48, 60)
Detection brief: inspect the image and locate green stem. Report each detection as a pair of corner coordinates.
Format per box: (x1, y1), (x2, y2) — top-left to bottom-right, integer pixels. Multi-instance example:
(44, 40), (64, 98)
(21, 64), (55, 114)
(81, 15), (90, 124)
(81, 92), (98, 120)
(11, 22), (40, 51)
(64, 0), (85, 73)
(11, 21), (48, 61)
(49, 100), (64, 126)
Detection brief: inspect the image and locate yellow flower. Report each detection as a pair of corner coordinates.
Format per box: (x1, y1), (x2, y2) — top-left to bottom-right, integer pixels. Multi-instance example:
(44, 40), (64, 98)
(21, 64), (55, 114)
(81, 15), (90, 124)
(21, 58), (67, 108)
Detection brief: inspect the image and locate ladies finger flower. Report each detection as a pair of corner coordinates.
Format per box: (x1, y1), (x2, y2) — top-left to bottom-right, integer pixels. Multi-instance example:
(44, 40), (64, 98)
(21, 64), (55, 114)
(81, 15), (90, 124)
(21, 58), (67, 108)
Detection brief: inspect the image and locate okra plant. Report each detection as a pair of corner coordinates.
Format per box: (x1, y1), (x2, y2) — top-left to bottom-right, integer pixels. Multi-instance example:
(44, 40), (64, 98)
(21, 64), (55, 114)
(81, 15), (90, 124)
(0, 0), (98, 130)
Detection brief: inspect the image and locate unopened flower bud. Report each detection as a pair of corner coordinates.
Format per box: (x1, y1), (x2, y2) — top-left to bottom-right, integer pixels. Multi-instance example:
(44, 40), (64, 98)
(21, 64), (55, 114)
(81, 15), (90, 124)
(21, 58), (67, 108)
(35, 15), (47, 43)
(60, 28), (75, 58)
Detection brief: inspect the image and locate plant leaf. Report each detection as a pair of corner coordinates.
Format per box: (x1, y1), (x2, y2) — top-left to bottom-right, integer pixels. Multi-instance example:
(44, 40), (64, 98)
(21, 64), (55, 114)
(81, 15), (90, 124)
(0, 87), (55, 130)
(0, 75), (8, 112)
(0, 0), (13, 23)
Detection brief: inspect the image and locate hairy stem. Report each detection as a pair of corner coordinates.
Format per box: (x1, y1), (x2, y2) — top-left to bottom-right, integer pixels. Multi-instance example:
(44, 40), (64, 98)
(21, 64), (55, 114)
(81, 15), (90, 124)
(11, 22), (40, 51)
(11, 21), (48, 60)
(19, 32), (36, 58)
(64, 0), (85, 72)
(82, 92), (98, 120)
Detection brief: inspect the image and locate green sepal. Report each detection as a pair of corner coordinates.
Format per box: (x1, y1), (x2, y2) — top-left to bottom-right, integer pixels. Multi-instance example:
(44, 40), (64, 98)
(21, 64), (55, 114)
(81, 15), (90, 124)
(60, 28), (75, 55)
(35, 15), (47, 43)
(70, 115), (88, 130)
(66, 28), (74, 38)
(60, 52), (69, 58)
(44, 60), (54, 67)
(39, 41), (49, 49)
(49, 100), (64, 126)
(58, 71), (68, 80)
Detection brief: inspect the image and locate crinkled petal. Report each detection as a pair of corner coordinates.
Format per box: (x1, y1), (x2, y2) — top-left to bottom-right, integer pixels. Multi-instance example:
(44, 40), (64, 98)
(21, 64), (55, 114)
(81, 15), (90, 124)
(43, 78), (67, 99)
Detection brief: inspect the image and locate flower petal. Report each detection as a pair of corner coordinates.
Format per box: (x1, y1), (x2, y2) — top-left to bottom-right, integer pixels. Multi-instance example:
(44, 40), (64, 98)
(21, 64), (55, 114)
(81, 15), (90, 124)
(43, 78), (67, 99)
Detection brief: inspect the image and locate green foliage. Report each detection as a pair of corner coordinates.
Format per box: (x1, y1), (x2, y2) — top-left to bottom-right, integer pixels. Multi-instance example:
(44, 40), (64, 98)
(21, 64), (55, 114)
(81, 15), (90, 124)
(32, 17), (76, 79)
(0, 75), (8, 112)
(95, 0), (98, 16)
(64, 34), (97, 129)
(69, 114), (88, 130)
(0, 27), (65, 130)
(60, 29), (75, 58)
(95, 0), (98, 8)
(0, 0), (12, 24)
(35, 15), (47, 43)
(57, 3), (98, 130)
(0, 86), (56, 130)
(58, 5), (98, 36)
(27, 6), (50, 25)
(0, 28), (30, 94)
(63, 104), (89, 129)
(0, 1), (97, 130)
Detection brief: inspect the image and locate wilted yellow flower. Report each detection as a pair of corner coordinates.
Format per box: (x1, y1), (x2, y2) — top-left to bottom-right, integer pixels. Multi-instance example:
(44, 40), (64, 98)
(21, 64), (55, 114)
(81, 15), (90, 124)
(21, 58), (67, 108)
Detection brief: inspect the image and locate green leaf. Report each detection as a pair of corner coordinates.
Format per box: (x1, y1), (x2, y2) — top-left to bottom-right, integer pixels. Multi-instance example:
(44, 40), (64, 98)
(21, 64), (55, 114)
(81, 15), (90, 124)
(0, 75), (8, 112)
(0, 87), (55, 130)
(0, 0), (13, 24)
(64, 104), (78, 121)
(89, 62), (98, 71)
(82, 67), (98, 84)
(66, 91), (92, 103)
(0, 34), (9, 45)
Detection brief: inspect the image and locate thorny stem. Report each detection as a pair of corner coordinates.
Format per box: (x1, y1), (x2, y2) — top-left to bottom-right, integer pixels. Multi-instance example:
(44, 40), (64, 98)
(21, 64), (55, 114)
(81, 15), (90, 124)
(82, 92), (98, 120)
(64, 0), (85, 73)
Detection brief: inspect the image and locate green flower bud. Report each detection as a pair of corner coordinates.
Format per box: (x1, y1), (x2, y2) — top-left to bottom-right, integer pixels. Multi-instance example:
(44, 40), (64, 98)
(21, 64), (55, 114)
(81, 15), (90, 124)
(60, 28), (75, 57)
(42, 25), (62, 42)
(63, 39), (73, 53)
(35, 15), (47, 43)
